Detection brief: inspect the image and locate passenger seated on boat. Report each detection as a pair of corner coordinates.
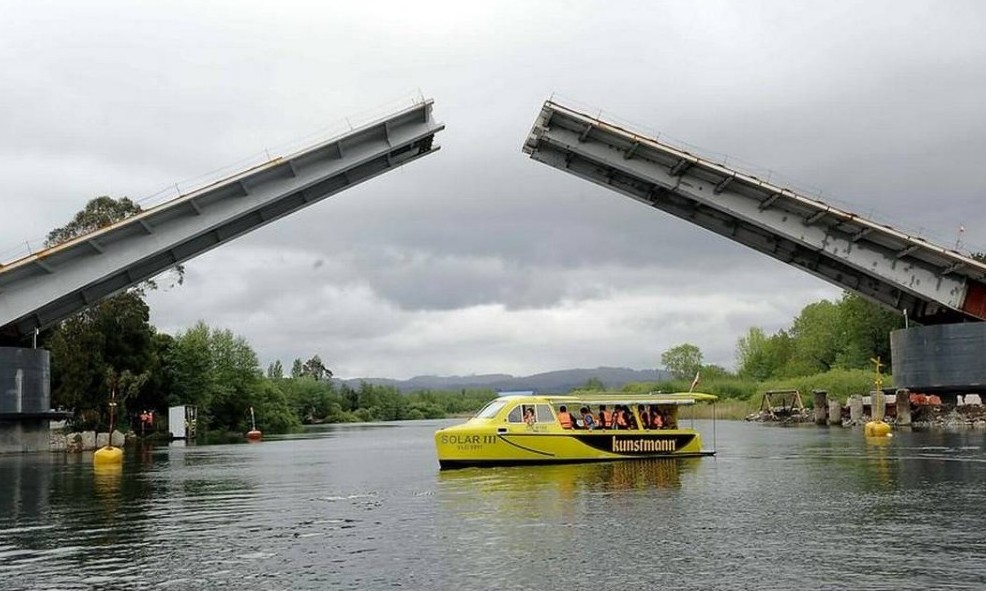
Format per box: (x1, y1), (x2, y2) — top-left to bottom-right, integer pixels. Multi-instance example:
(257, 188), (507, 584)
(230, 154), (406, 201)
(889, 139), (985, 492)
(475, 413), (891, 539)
(524, 406), (536, 426)
(580, 407), (596, 430)
(650, 406), (664, 429)
(638, 404), (650, 430)
(626, 405), (639, 430)
(613, 406), (628, 430)
(597, 405), (611, 429)
(557, 405), (574, 429)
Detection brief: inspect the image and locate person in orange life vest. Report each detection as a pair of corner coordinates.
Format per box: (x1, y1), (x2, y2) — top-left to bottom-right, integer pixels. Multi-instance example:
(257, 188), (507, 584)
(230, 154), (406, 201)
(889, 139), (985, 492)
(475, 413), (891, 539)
(557, 405), (573, 429)
(614, 406), (629, 429)
(649, 406), (664, 429)
(597, 405), (612, 429)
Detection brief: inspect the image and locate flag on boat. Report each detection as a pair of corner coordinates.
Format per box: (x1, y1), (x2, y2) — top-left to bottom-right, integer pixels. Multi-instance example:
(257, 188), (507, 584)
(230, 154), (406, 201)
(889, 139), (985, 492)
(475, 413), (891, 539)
(689, 370), (701, 393)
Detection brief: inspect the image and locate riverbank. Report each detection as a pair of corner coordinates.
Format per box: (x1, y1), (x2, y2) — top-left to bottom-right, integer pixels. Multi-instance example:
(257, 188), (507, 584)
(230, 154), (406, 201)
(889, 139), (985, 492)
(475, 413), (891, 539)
(50, 430), (127, 451)
(910, 404), (986, 428)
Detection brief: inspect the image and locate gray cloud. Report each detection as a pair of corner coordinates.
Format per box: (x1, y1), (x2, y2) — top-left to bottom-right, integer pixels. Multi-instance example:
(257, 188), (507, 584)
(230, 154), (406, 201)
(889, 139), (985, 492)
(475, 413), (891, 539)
(3, 1), (985, 378)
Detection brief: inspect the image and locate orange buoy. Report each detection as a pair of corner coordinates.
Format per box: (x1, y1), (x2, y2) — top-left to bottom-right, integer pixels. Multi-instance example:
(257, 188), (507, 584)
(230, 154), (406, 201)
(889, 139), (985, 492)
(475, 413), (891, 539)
(246, 407), (262, 442)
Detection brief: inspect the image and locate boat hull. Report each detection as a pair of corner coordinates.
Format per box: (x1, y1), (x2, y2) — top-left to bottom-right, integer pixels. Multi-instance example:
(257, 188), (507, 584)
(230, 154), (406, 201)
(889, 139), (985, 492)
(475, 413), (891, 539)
(435, 426), (713, 469)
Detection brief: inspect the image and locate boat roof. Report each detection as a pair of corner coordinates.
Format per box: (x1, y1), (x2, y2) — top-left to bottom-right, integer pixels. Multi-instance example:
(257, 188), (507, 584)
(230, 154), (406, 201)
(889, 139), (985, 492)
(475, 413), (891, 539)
(494, 391), (717, 405)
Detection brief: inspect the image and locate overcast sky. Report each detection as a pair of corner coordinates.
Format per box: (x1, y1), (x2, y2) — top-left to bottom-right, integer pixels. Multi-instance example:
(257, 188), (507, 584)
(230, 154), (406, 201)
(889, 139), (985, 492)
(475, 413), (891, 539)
(2, 1), (985, 379)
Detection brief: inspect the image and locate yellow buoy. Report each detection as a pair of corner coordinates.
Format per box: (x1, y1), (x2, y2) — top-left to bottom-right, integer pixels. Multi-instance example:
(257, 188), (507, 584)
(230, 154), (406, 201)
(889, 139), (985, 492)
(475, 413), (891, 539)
(93, 445), (124, 465)
(865, 420), (892, 438)
(863, 357), (892, 438)
(95, 382), (124, 466)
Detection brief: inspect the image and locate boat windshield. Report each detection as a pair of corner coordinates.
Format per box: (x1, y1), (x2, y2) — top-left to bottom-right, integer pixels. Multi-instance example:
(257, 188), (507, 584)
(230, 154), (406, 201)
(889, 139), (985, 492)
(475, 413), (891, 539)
(474, 399), (508, 419)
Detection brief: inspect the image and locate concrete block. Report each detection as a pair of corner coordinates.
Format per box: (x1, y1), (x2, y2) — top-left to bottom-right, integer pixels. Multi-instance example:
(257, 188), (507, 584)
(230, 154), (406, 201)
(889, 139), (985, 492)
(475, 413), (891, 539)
(966, 394), (982, 406)
(0, 419), (52, 453)
(65, 432), (82, 452)
(95, 432), (109, 448)
(896, 388), (911, 426)
(828, 400), (842, 425)
(813, 390), (828, 425)
(80, 431), (96, 451)
(111, 430), (125, 447)
(849, 395), (864, 424)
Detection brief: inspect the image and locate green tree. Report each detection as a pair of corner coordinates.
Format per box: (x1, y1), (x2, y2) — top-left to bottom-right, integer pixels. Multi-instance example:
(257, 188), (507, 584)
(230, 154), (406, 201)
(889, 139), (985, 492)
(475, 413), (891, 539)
(301, 354), (332, 381)
(165, 322), (289, 433)
(698, 364), (732, 380)
(836, 292), (904, 369)
(580, 377), (606, 391)
(281, 376), (343, 423)
(207, 327), (262, 432)
(736, 327), (773, 380)
(340, 383), (359, 411)
(43, 196), (180, 430)
(47, 291), (159, 430)
(167, 322), (214, 409)
(45, 196), (141, 247)
(249, 380), (301, 433)
(267, 360), (284, 379)
(661, 343), (703, 380)
(783, 300), (840, 375)
(291, 358), (304, 378)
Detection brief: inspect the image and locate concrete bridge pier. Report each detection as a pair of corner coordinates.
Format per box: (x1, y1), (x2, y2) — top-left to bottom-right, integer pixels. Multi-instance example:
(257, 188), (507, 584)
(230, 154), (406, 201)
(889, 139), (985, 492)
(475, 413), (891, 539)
(0, 347), (59, 453)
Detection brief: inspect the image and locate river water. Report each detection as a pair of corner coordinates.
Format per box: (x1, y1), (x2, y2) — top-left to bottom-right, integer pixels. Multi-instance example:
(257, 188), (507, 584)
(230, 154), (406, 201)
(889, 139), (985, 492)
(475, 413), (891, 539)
(1, 420), (985, 590)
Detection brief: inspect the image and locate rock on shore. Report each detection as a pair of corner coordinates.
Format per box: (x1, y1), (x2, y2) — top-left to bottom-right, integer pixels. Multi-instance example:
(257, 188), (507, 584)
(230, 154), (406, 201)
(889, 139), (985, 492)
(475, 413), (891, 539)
(50, 430), (127, 452)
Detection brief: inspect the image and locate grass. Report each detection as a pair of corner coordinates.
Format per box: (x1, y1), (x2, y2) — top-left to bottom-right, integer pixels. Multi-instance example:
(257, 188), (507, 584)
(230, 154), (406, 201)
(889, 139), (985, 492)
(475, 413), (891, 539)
(680, 400), (754, 420)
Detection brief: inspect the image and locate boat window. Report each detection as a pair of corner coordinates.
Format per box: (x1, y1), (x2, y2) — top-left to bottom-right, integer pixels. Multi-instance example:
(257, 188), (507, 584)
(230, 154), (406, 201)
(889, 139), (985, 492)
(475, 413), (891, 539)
(535, 405), (554, 423)
(507, 405), (524, 423)
(475, 400), (508, 419)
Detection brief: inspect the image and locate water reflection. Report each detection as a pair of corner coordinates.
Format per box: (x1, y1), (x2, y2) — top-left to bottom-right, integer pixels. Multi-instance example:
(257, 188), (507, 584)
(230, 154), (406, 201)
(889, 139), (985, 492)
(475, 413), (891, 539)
(0, 453), (52, 524)
(440, 457), (687, 492)
(2, 421), (986, 590)
(437, 459), (692, 526)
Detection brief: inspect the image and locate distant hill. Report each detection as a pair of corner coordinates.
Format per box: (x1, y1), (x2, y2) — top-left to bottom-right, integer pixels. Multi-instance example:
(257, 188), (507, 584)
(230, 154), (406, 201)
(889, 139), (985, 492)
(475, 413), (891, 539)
(338, 367), (671, 394)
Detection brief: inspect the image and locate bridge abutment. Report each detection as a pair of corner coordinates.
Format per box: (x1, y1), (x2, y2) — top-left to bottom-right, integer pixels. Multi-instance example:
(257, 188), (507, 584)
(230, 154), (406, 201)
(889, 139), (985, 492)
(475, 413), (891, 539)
(0, 347), (56, 453)
(891, 324), (986, 395)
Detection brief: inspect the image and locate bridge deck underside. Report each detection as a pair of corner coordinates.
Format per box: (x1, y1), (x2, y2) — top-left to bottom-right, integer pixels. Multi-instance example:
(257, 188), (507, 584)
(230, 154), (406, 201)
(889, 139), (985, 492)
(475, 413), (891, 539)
(524, 101), (986, 325)
(0, 101), (444, 342)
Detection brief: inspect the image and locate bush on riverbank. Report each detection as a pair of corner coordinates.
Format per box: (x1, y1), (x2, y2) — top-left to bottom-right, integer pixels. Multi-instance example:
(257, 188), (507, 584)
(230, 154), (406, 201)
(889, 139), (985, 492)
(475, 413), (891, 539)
(615, 367), (886, 416)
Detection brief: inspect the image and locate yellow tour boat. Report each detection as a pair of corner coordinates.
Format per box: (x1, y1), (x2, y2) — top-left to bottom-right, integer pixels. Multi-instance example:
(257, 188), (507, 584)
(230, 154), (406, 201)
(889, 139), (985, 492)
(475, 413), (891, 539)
(435, 392), (717, 469)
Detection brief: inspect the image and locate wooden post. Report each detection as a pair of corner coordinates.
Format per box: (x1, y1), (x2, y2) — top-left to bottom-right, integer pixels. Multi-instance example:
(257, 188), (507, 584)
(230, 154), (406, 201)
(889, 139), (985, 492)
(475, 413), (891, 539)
(896, 388), (911, 426)
(813, 390), (828, 425)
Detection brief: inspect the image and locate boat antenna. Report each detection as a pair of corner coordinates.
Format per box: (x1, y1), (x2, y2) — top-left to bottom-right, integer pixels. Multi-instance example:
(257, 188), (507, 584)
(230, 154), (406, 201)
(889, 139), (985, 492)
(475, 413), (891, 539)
(712, 399), (717, 454)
